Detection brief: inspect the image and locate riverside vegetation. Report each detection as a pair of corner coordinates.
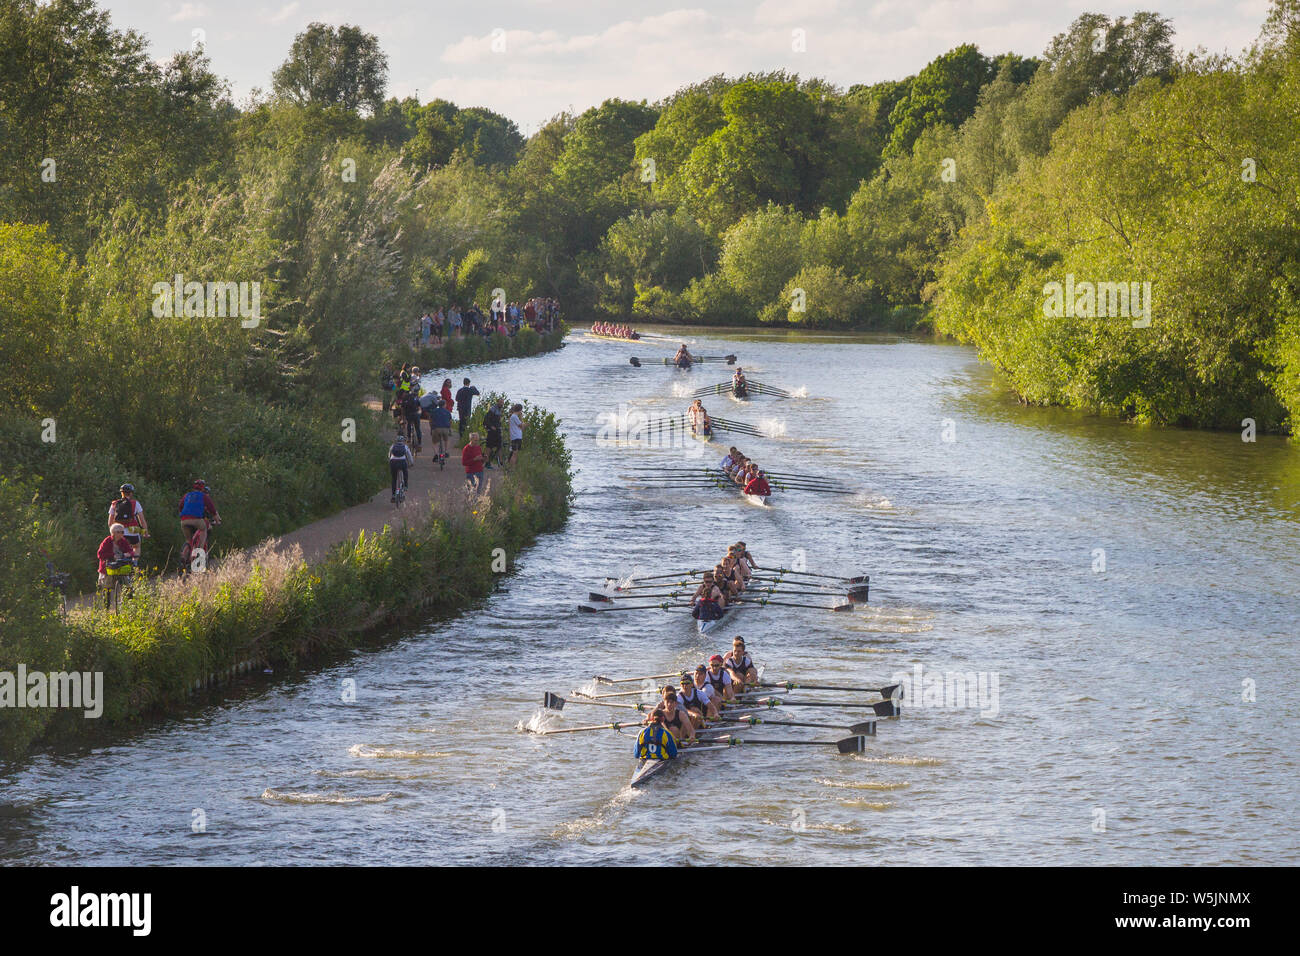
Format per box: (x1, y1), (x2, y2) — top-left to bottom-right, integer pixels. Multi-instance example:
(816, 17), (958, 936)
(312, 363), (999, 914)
(1, 397), (571, 759)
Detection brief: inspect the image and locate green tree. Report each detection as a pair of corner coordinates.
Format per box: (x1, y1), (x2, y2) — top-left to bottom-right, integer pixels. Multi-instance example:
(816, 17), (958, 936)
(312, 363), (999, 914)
(271, 22), (388, 115)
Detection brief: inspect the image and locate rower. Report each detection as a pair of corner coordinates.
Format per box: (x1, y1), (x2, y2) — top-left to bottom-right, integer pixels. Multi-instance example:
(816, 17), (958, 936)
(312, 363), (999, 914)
(647, 685), (695, 744)
(636, 712), (679, 762)
(735, 540), (757, 570)
(688, 399), (712, 437)
(701, 654), (737, 703)
(715, 560), (743, 602)
(720, 446), (739, 473)
(727, 545), (752, 583)
(674, 343), (693, 369)
(724, 637), (759, 688)
(744, 469), (771, 498)
(732, 367), (747, 396)
(693, 664), (721, 712)
(677, 671), (719, 723)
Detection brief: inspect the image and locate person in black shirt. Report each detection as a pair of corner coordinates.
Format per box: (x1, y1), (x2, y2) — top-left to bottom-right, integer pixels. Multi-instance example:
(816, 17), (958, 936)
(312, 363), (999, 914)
(455, 378), (480, 438)
(483, 399), (504, 469)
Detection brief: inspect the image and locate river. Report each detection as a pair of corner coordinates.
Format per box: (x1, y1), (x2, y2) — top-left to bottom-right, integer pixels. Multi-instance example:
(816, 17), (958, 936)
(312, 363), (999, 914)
(3, 327), (1298, 865)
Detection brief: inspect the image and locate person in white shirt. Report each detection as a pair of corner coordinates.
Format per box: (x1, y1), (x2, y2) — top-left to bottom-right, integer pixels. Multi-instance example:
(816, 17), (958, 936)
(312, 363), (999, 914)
(507, 403), (524, 467)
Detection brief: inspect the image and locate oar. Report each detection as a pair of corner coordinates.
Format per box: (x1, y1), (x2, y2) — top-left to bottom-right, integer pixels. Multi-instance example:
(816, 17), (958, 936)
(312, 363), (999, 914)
(544, 693), (651, 712)
(573, 687), (660, 699)
(530, 720), (647, 735)
(742, 698), (901, 716)
(714, 715), (879, 734)
(577, 601), (691, 613)
(767, 568), (869, 583)
(606, 569), (706, 583)
(724, 736), (871, 754)
(589, 590), (708, 603)
(731, 597), (855, 612)
(759, 681), (902, 698)
(594, 671), (676, 685)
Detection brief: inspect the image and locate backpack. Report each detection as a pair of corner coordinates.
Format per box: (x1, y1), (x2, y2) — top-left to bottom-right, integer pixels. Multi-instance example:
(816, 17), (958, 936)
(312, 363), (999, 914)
(112, 498), (135, 524)
(180, 490), (207, 518)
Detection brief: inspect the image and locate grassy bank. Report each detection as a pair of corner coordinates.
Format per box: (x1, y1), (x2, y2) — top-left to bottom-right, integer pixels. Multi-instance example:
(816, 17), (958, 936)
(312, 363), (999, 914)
(405, 322), (567, 371)
(1, 400), (572, 760)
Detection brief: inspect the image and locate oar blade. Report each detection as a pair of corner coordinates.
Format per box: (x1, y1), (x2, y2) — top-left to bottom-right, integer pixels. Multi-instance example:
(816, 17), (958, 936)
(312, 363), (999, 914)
(837, 735), (869, 754)
(850, 720), (878, 735)
(871, 699), (901, 717)
(629, 357), (641, 367)
(543, 692), (566, 711)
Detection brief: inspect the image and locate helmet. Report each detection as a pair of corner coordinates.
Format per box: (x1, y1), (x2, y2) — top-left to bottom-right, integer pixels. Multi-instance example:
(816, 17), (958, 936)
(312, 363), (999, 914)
(395, 434), (406, 443)
(120, 483), (135, 494)
(411, 366), (420, 375)
(192, 480), (206, 490)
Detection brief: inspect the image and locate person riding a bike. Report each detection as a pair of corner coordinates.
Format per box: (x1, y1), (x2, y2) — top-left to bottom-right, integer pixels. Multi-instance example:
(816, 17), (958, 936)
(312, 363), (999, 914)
(178, 480), (221, 553)
(108, 483), (150, 550)
(389, 433), (414, 502)
(97, 523), (138, 601)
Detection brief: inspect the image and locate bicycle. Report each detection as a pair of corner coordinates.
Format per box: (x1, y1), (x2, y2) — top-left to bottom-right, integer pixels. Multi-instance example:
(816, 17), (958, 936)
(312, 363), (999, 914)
(100, 556), (140, 611)
(394, 475), (408, 508)
(180, 517), (220, 575)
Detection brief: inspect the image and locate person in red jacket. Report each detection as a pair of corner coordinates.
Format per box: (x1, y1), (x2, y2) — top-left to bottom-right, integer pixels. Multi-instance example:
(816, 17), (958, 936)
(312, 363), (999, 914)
(462, 431), (486, 490)
(441, 377), (454, 413)
(96, 523), (137, 597)
(743, 469), (772, 498)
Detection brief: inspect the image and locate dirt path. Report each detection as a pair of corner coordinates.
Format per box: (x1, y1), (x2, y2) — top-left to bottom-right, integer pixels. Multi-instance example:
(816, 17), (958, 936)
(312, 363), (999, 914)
(74, 401), (503, 608)
(271, 416), (503, 564)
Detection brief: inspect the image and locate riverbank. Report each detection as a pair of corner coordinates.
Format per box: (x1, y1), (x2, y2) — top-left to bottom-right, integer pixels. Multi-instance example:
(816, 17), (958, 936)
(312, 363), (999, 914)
(2, 397), (572, 760)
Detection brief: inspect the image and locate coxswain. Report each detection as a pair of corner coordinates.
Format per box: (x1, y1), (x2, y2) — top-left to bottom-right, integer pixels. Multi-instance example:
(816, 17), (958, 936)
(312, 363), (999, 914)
(724, 637), (759, 688)
(691, 570), (727, 623)
(647, 685), (695, 744)
(744, 469), (772, 498)
(636, 712), (679, 762)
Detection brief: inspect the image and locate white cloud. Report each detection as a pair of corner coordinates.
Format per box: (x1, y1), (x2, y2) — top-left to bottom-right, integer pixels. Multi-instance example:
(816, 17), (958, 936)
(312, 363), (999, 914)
(168, 2), (208, 21)
(265, 2), (300, 26)
(754, 0), (841, 27)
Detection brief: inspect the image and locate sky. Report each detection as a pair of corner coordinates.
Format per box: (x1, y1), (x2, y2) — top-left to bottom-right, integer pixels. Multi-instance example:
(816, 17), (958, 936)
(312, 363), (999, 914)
(106, 0), (1272, 132)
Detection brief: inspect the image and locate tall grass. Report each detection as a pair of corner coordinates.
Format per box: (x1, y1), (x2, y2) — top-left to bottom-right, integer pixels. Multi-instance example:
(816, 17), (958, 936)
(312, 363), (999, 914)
(17, 401), (572, 754)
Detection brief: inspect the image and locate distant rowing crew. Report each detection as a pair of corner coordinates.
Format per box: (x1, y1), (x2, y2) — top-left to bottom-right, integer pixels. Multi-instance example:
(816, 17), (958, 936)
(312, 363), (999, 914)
(590, 323), (639, 340)
(718, 447), (772, 500)
(691, 542), (757, 625)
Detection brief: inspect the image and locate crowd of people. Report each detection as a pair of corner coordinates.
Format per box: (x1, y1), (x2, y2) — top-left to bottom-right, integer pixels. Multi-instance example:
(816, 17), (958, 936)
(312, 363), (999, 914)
(416, 298), (561, 347)
(381, 362), (526, 502)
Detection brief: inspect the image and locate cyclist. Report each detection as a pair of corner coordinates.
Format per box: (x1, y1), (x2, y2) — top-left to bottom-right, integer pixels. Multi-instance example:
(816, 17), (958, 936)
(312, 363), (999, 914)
(389, 433), (414, 502)
(381, 362), (396, 413)
(108, 483), (150, 550)
(178, 480), (221, 554)
(400, 385), (422, 453)
(97, 523), (138, 607)
(429, 400), (453, 462)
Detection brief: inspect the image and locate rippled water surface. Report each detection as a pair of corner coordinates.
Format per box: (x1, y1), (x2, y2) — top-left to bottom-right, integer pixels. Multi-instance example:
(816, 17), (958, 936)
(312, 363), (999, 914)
(3, 328), (1298, 865)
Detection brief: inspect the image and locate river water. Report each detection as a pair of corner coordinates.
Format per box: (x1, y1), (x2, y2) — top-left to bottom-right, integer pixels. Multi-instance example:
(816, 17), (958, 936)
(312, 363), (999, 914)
(3, 328), (1298, 865)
